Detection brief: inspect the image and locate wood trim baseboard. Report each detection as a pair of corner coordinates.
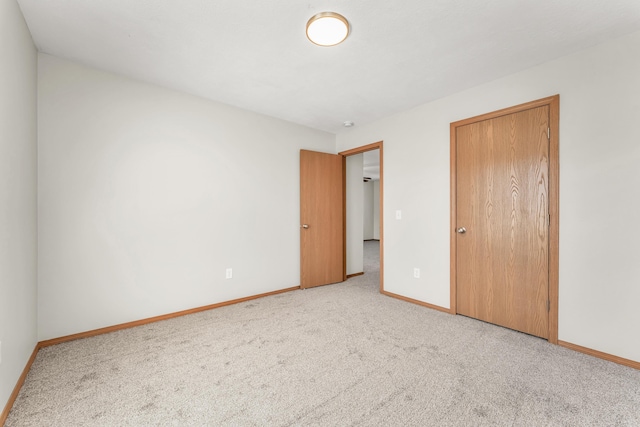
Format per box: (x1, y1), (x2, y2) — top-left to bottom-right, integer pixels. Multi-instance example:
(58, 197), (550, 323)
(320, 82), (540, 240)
(558, 340), (640, 370)
(2, 287), (300, 424)
(1, 344), (40, 426)
(3, 295), (638, 425)
(383, 289), (639, 371)
(346, 272), (364, 278)
(39, 286), (300, 348)
(381, 290), (451, 314)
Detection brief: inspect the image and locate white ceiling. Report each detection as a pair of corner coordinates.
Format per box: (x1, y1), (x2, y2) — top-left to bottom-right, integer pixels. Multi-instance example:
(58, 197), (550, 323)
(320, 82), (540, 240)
(16, 0), (640, 133)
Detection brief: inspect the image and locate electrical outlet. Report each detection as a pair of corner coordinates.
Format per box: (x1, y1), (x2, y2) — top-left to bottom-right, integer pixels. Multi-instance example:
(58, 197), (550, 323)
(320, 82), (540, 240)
(225, 268), (233, 279)
(413, 268), (420, 279)
(396, 210), (402, 220)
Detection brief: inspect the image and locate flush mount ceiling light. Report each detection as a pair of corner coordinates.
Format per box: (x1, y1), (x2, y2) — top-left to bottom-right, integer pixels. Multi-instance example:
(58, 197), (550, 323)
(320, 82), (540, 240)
(306, 12), (350, 47)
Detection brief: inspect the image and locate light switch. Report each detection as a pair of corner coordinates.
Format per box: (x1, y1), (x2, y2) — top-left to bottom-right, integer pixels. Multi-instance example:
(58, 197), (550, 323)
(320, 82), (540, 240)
(396, 210), (402, 220)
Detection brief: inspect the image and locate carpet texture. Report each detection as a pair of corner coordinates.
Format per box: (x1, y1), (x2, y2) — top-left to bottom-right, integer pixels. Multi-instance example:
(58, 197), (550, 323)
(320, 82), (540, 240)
(6, 241), (640, 426)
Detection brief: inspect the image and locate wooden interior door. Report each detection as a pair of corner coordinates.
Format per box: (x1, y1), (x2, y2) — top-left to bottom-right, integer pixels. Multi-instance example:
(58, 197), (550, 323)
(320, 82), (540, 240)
(455, 105), (550, 338)
(300, 150), (345, 289)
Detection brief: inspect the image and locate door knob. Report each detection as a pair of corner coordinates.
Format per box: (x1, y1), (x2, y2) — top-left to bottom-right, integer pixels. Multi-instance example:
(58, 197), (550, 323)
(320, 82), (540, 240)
(456, 227), (466, 234)
(302, 224), (309, 229)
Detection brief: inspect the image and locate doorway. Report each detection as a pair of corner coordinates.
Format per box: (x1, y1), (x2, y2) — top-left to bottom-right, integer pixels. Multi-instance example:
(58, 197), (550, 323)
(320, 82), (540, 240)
(344, 149), (380, 280)
(362, 150), (381, 278)
(450, 96), (559, 342)
(299, 142), (384, 291)
(340, 142), (384, 292)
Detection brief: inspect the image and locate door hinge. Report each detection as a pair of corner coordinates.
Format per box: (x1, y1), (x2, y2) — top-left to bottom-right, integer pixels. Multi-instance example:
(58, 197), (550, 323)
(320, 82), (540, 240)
(547, 128), (550, 140)
(547, 300), (551, 312)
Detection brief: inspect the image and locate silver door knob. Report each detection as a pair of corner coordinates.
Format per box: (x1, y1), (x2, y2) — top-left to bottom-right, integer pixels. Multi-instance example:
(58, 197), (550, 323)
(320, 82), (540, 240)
(456, 227), (466, 234)
(302, 224), (309, 229)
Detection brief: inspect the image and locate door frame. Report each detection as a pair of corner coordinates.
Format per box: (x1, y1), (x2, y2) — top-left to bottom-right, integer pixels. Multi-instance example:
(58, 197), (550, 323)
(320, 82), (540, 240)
(450, 95), (559, 344)
(339, 141), (385, 292)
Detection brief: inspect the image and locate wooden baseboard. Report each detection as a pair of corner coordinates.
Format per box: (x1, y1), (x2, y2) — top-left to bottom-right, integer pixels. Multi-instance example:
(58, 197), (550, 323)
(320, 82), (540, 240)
(346, 272), (364, 279)
(381, 290), (451, 314)
(2, 287), (300, 424)
(5, 288), (637, 425)
(558, 340), (640, 370)
(1, 344), (40, 426)
(382, 291), (640, 371)
(39, 286), (300, 348)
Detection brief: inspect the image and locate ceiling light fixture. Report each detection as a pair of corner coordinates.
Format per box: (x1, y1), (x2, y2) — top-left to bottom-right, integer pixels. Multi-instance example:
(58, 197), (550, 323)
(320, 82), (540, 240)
(306, 12), (350, 47)
(343, 121), (354, 127)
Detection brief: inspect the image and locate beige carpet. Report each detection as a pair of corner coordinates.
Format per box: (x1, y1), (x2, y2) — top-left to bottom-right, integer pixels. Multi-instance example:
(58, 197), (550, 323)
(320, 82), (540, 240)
(6, 241), (640, 426)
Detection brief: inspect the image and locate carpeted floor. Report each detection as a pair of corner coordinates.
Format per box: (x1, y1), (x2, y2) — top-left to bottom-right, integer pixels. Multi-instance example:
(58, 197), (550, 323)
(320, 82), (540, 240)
(6, 241), (640, 426)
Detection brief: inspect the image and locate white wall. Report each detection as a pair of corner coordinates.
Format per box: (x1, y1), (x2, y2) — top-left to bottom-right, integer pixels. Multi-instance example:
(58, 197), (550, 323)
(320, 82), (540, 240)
(363, 181), (374, 240)
(373, 180), (380, 240)
(346, 154), (364, 275)
(337, 31), (640, 363)
(0, 0), (38, 413)
(37, 54), (335, 340)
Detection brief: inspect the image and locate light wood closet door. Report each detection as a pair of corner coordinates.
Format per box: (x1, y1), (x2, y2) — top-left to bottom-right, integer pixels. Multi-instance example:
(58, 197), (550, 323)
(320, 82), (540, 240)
(456, 106), (550, 338)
